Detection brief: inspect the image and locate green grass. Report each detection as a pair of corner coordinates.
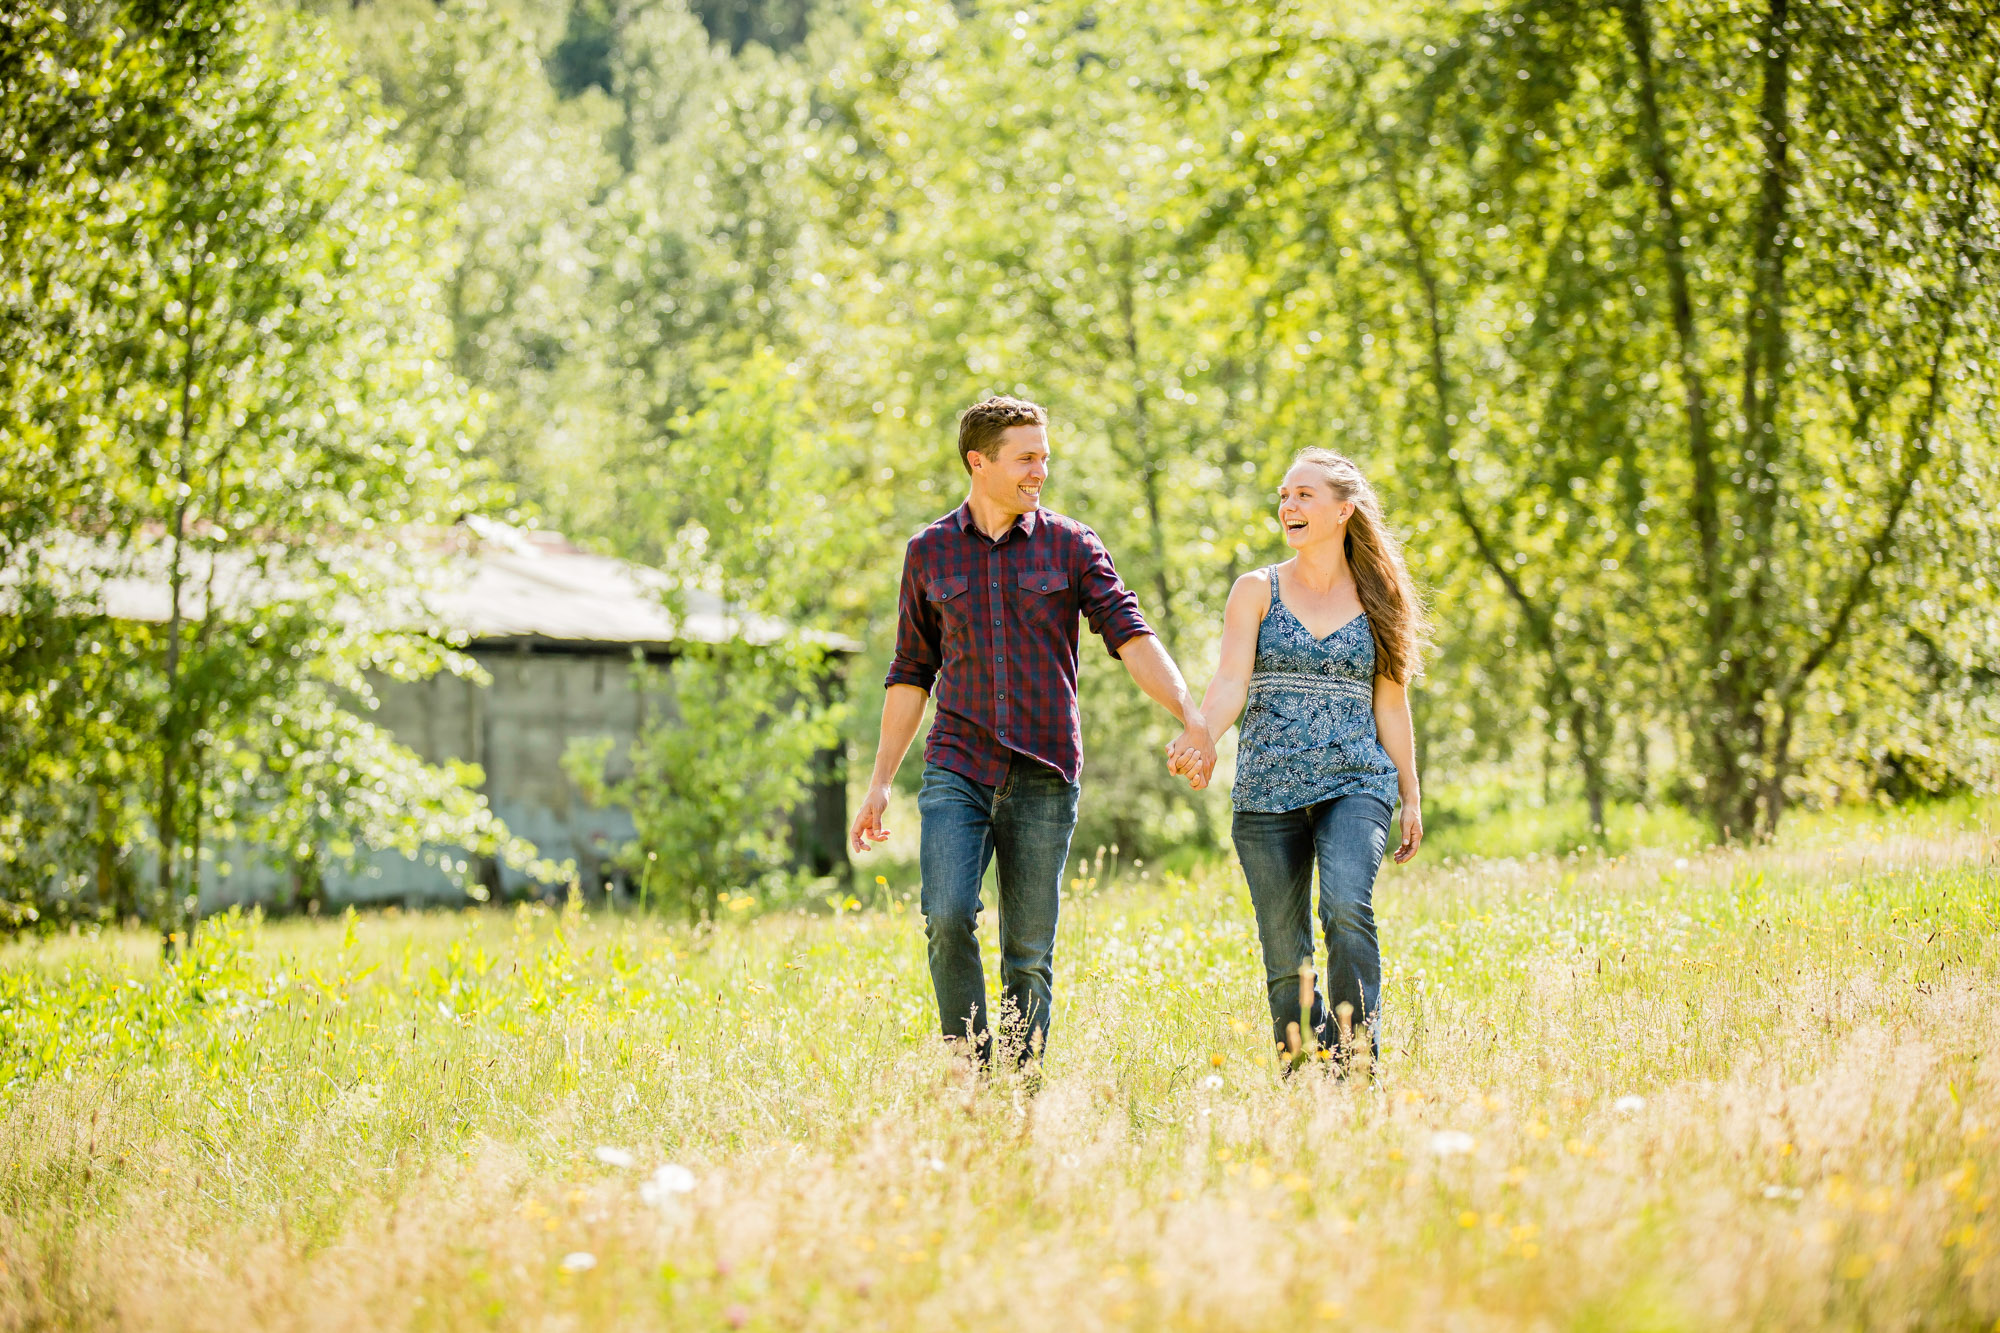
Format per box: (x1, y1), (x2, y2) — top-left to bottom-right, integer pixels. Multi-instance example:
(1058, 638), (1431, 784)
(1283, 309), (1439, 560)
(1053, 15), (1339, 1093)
(2, 799), (1997, 1330)
(1419, 793), (1708, 861)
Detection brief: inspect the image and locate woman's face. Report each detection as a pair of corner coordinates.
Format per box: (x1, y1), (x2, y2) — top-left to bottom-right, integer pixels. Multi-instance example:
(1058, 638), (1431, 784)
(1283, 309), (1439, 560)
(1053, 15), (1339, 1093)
(1277, 464), (1356, 551)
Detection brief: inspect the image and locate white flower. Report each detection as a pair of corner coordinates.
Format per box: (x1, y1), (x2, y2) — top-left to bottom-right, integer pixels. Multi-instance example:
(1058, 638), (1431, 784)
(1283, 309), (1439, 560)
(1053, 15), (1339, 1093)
(561, 1252), (597, 1272)
(1200, 1074), (1224, 1091)
(1761, 1184), (1804, 1201)
(593, 1146), (636, 1168)
(1673, 857), (1690, 870)
(1613, 1095), (1646, 1114)
(1427, 1130), (1476, 1157)
(640, 1163), (697, 1207)
(925, 1157), (947, 1173)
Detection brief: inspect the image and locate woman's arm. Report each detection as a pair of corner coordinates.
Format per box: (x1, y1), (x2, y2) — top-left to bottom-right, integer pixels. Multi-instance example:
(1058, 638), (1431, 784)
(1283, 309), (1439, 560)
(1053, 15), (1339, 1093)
(1373, 673), (1424, 863)
(1169, 572), (1270, 789)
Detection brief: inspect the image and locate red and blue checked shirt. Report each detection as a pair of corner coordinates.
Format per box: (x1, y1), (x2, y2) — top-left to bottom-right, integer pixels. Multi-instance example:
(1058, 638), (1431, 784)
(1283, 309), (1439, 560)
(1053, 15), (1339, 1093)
(885, 503), (1152, 787)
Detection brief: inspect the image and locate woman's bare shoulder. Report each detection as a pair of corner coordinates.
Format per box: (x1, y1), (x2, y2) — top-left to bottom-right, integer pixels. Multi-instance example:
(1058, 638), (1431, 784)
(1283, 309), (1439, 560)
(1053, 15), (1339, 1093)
(1229, 567), (1277, 614)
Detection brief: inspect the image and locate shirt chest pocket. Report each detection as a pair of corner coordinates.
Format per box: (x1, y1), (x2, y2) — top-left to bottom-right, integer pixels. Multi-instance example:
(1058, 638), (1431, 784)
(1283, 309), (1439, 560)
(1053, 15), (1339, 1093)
(1014, 567), (1071, 629)
(928, 572), (976, 640)
(926, 575), (971, 631)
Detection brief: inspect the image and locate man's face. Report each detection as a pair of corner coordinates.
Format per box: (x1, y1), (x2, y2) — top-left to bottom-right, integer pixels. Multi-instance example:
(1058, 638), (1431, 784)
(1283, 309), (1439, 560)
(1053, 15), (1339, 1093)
(968, 424), (1050, 516)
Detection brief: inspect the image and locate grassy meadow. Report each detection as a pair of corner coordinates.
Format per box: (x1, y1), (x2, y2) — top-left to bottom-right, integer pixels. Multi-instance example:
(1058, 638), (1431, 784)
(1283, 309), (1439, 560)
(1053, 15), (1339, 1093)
(2, 801), (1997, 1331)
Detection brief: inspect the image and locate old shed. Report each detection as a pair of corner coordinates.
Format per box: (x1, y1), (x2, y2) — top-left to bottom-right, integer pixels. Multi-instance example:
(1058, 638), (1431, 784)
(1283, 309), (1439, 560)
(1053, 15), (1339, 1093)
(323, 518), (854, 904)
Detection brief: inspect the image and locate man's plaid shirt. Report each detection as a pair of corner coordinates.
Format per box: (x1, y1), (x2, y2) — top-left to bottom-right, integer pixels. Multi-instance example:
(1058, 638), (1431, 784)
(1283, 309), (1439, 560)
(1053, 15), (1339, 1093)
(885, 503), (1152, 787)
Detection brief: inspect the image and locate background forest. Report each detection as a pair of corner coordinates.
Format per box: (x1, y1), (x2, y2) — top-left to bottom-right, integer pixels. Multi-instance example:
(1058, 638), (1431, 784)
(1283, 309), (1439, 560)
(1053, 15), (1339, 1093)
(4, 0), (1998, 927)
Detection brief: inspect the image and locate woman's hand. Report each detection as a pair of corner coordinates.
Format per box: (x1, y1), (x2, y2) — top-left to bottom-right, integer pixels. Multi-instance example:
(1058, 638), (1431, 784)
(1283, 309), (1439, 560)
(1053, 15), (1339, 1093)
(1166, 719), (1216, 789)
(1393, 799), (1423, 863)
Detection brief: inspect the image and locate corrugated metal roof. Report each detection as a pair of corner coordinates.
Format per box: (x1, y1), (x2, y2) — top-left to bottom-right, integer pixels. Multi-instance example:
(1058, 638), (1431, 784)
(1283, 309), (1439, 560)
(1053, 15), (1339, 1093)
(13, 520), (859, 653)
(443, 518), (851, 649)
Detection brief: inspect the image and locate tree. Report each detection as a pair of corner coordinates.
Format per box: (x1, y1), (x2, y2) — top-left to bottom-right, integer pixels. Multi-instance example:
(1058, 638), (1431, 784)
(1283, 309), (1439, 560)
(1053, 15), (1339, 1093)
(564, 638), (846, 918)
(0, 1), (556, 934)
(1184, 0), (2000, 839)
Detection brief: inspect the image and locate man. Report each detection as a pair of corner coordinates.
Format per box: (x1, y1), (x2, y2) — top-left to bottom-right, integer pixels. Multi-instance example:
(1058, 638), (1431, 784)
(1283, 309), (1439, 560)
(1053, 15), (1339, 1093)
(850, 395), (1216, 1068)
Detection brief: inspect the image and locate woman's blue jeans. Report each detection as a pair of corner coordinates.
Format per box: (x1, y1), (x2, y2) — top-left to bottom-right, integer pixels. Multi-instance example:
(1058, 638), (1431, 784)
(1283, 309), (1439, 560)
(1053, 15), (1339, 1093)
(917, 756), (1080, 1065)
(1231, 793), (1392, 1063)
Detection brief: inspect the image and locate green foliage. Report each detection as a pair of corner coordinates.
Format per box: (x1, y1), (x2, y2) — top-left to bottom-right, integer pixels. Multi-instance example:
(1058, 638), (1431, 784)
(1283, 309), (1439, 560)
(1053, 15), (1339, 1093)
(0, 0), (555, 932)
(15, 0), (1999, 906)
(563, 639), (847, 916)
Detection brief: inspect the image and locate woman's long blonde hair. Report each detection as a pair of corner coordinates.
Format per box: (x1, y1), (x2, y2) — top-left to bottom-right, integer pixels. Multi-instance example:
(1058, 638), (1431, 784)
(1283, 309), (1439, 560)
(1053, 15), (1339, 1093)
(1291, 448), (1430, 684)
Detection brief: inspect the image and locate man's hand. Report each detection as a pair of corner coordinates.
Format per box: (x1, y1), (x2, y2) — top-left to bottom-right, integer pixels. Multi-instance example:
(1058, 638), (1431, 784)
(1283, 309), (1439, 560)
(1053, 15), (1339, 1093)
(850, 784), (894, 854)
(1165, 718), (1217, 790)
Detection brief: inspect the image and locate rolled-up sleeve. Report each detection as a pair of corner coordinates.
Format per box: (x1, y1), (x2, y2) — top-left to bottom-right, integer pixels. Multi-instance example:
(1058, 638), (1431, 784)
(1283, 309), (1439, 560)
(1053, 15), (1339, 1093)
(884, 541), (941, 691)
(1077, 527), (1151, 658)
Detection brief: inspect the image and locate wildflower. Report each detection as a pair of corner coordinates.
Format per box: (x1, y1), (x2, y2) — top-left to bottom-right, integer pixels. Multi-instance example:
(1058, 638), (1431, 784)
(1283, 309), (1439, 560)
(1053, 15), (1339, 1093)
(593, 1146), (635, 1168)
(640, 1163), (697, 1206)
(925, 1157), (946, 1172)
(1428, 1131), (1476, 1157)
(561, 1252), (597, 1272)
(1613, 1095), (1645, 1114)
(1201, 1074), (1224, 1090)
(725, 1303), (749, 1328)
(1762, 1184), (1804, 1201)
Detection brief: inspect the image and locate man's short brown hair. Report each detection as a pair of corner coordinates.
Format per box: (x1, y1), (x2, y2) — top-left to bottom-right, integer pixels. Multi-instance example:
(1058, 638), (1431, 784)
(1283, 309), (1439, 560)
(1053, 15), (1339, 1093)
(957, 396), (1047, 473)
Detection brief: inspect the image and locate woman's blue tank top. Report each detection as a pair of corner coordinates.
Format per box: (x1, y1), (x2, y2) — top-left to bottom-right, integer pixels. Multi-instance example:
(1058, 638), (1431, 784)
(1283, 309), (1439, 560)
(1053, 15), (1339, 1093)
(1230, 569), (1401, 814)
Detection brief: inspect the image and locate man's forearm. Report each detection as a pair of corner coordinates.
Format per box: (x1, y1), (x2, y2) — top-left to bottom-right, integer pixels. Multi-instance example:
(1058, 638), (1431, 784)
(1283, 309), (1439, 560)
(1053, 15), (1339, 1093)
(1119, 633), (1203, 727)
(867, 683), (930, 788)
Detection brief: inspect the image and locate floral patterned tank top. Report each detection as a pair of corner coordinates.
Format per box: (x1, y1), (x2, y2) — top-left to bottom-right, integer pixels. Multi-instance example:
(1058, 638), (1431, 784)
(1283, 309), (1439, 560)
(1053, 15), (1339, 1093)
(1230, 569), (1401, 814)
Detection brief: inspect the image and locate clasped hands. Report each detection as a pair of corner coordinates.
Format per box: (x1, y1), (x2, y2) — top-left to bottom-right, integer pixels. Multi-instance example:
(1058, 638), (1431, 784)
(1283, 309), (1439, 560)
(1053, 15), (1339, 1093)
(1165, 716), (1217, 790)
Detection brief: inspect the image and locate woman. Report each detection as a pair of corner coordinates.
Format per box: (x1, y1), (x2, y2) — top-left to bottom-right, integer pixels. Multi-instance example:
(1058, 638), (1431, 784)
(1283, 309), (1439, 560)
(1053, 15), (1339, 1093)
(1173, 448), (1426, 1071)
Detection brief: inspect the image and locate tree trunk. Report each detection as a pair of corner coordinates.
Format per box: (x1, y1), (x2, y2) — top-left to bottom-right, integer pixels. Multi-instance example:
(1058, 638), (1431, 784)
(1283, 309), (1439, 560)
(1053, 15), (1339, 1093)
(1114, 243), (1179, 651)
(1379, 145), (1610, 817)
(1113, 244), (1214, 846)
(1756, 63), (1998, 835)
(157, 227), (204, 955)
(1630, 720), (1649, 807)
(1620, 0), (1812, 843)
(1571, 699), (1608, 838)
(156, 500), (188, 955)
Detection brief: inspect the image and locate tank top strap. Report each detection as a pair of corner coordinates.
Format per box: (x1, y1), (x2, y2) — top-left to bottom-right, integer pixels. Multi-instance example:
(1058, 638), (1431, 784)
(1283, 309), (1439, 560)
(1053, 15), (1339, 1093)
(1267, 566), (1282, 608)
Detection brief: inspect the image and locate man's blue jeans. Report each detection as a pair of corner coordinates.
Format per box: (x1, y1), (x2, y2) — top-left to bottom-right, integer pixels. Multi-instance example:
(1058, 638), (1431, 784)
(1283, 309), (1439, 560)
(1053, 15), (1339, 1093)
(917, 755), (1079, 1065)
(1231, 793), (1393, 1063)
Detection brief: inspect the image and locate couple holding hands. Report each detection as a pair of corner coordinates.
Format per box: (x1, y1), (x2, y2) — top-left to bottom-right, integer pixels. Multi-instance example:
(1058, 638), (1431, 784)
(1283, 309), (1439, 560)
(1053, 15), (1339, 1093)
(849, 395), (1426, 1074)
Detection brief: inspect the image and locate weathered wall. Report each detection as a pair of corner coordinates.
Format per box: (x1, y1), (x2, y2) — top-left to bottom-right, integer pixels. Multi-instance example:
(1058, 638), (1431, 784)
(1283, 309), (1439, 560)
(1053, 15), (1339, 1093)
(379, 644), (668, 901)
(206, 642), (847, 909)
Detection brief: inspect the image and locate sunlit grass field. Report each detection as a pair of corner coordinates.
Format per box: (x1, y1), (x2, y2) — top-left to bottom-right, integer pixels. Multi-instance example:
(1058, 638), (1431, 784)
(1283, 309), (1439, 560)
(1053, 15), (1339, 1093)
(2, 800), (1997, 1331)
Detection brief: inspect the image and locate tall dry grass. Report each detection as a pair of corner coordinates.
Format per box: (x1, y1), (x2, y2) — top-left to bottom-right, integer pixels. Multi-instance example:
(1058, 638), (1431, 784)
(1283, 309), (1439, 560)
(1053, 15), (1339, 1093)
(1, 800), (1995, 1330)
